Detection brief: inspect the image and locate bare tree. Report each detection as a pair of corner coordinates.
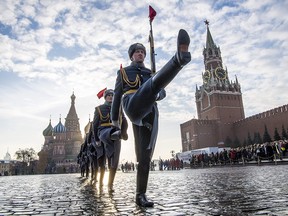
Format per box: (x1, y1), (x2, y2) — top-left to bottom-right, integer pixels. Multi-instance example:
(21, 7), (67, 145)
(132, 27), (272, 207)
(15, 148), (37, 166)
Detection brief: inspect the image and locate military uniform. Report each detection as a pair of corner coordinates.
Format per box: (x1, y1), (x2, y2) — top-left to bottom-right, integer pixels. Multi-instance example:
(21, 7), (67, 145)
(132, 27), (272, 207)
(93, 90), (128, 189)
(111, 29), (191, 207)
(86, 125), (98, 182)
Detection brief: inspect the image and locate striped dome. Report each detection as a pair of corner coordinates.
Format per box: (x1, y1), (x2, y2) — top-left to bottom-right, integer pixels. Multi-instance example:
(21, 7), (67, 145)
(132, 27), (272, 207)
(53, 118), (66, 133)
(43, 120), (53, 136)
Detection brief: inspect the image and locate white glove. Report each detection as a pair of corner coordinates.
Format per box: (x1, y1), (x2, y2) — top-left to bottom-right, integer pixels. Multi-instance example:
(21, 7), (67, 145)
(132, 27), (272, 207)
(96, 141), (101, 147)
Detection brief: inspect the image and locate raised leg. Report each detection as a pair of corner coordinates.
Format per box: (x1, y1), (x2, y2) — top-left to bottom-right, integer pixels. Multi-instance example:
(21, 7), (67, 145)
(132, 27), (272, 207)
(122, 29), (191, 124)
(152, 29), (191, 92)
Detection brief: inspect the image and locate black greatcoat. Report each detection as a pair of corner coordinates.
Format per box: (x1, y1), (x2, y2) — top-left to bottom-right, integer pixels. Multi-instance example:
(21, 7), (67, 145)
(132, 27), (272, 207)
(111, 62), (165, 161)
(93, 102), (124, 166)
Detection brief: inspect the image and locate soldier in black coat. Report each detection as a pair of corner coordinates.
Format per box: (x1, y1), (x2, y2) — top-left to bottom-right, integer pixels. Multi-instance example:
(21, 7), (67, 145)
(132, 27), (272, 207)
(86, 123), (98, 183)
(111, 29), (191, 207)
(92, 89), (128, 192)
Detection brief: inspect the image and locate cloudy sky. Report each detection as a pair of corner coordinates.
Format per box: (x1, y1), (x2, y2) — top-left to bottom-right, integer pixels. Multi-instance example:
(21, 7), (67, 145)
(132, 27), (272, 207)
(0, 0), (287, 162)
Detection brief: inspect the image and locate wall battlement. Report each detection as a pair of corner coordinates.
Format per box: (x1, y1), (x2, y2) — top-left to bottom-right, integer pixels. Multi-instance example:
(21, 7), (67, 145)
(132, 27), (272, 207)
(234, 104), (288, 125)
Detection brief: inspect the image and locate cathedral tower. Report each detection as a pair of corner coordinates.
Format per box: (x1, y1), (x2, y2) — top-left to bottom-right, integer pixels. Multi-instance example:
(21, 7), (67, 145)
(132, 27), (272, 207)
(64, 92), (83, 160)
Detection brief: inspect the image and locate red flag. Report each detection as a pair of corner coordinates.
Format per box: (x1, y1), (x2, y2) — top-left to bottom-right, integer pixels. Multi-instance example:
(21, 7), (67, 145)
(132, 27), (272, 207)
(97, 87), (107, 99)
(149, 5), (156, 22)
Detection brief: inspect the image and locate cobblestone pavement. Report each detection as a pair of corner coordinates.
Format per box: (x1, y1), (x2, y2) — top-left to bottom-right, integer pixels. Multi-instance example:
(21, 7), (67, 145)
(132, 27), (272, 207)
(0, 165), (288, 215)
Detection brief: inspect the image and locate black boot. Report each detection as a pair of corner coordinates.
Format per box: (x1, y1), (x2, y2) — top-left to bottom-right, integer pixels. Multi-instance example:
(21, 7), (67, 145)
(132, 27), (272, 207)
(99, 167), (105, 188)
(90, 168), (96, 184)
(108, 168), (117, 193)
(91, 167), (98, 184)
(136, 161), (154, 207)
(111, 131), (128, 140)
(111, 130), (122, 140)
(111, 125), (128, 141)
(136, 193), (154, 207)
(152, 29), (191, 92)
(92, 159), (98, 183)
(176, 29), (191, 66)
(94, 170), (98, 184)
(85, 164), (89, 178)
(121, 118), (129, 140)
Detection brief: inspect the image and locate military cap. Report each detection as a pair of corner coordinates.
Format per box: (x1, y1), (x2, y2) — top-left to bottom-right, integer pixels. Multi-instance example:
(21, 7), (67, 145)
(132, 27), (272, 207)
(128, 43), (146, 60)
(104, 89), (114, 98)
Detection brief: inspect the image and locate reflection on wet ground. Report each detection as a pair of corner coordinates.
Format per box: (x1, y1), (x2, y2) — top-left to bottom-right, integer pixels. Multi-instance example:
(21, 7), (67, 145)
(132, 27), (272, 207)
(147, 166), (288, 215)
(0, 165), (288, 215)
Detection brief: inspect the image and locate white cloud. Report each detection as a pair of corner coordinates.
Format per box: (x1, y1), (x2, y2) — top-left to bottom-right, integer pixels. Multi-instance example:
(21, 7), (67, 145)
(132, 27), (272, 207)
(0, 0), (288, 161)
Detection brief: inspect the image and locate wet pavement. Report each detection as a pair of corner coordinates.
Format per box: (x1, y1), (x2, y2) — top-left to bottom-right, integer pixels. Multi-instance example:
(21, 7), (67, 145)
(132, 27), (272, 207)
(0, 165), (288, 215)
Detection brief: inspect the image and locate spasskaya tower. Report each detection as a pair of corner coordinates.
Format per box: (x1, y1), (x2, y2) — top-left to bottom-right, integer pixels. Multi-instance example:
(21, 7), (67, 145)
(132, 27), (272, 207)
(196, 20), (245, 124)
(180, 20), (288, 152)
(180, 21), (245, 150)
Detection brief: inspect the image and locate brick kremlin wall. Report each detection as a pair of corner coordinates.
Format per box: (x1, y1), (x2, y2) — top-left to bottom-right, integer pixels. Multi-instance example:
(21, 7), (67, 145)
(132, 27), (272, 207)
(232, 104), (288, 143)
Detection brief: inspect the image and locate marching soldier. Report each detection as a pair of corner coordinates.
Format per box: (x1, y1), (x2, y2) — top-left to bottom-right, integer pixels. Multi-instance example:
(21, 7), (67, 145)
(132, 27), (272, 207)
(111, 29), (191, 207)
(92, 88), (128, 192)
(86, 124), (98, 184)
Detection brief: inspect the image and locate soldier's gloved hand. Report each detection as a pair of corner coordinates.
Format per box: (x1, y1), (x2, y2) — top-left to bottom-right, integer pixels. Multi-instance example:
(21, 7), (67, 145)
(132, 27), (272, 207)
(96, 141), (101, 146)
(112, 120), (120, 129)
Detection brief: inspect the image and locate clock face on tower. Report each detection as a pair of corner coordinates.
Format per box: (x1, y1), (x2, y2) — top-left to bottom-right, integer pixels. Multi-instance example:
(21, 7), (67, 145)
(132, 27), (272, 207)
(215, 67), (227, 80)
(203, 70), (211, 83)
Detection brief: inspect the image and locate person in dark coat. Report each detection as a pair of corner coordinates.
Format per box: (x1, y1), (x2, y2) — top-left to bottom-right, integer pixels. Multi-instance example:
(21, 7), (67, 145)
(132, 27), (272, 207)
(111, 29), (191, 207)
(92, 89), (128, 192)
(86, 123), (98, 184)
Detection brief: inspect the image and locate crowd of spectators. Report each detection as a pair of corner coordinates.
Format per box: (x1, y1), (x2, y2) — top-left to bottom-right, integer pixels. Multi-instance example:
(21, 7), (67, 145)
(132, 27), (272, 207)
(120, 159), (184, 172)
(189, 140), (288, 168)
(121, 161), (135, 172)
(119, 140), (288, 171)
(158, 158), (183, 170)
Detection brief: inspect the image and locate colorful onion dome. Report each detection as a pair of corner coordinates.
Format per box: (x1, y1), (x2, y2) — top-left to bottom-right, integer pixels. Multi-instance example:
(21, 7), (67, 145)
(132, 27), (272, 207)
(53, 117), (66, 133)
(43, 119), (53, 136)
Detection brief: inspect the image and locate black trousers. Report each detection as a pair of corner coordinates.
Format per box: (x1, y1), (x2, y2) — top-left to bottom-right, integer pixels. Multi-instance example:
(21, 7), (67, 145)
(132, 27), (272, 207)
(133, 112), (154, 194)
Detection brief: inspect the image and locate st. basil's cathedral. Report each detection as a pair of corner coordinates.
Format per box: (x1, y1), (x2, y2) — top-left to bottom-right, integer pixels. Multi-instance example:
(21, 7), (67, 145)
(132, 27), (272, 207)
(38, 92), (85, 173)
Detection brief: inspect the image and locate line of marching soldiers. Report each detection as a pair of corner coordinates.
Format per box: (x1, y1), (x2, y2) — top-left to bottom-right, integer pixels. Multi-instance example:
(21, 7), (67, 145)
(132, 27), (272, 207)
(76, 89), (128, 193)
(76, 28), (191, 206)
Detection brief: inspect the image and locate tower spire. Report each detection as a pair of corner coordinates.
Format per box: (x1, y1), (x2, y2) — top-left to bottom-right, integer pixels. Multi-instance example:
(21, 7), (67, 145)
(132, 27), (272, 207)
(204, 20), (215, 49)
(65, 92), (82, 139)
